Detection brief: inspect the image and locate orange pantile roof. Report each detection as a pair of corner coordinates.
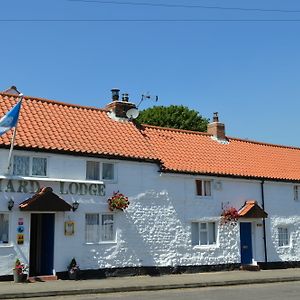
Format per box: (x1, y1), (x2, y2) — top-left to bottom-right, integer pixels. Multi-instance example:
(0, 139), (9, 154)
(1, 92), (300, 182)
(0, 93), (157, 162)
(143, 125), (300, 181)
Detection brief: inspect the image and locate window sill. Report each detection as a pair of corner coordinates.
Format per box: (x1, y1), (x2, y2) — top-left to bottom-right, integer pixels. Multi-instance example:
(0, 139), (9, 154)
(193, 244), (218, 250)
(0, 243), (14, 248)
(84, 241), (117, 245)
(195, 196), (213, 200)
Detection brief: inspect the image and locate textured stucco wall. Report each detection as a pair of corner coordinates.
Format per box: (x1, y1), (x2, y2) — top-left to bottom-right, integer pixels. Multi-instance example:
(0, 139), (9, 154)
(0, 149), (300, 276)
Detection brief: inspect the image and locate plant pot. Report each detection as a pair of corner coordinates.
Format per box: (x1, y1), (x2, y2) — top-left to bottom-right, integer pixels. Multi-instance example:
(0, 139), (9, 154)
(68, 270), (78, 280)
(13, 269), (24, 283)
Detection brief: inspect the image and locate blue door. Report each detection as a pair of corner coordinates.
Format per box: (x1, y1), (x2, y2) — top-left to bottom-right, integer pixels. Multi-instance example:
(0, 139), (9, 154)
(240, 222), (253, 264)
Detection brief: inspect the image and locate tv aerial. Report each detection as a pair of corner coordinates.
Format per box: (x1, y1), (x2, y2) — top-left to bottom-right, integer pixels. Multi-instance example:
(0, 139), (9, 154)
(137, 92), (159, 108)
(126, 108), (140, 119)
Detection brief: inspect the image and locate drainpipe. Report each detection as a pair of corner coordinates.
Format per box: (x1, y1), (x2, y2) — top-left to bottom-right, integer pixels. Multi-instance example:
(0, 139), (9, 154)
(261, 180), (268, 263)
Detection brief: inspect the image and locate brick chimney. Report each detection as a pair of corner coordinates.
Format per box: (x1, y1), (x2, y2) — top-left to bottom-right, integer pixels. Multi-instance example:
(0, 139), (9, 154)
(105, 88), (137, 119)
(207, 112), (226, 140)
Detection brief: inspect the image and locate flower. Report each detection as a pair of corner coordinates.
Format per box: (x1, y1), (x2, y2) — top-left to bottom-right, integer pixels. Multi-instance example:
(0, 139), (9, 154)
(220, 206), (240, 226)
(108, 191), (130, 211)
(14, 259), (28, 275)
(68, 258), (79, 274)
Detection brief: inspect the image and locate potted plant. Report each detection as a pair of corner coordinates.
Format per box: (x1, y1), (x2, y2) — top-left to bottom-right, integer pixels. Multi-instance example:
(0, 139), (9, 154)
(108, 191), (130, 211)
(221, 206), (240, 226)
(13, 259), (28, 283)
(67, 258), (80, 280)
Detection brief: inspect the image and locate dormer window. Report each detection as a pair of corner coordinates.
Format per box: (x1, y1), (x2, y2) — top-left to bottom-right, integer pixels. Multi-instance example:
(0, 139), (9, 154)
(195, 180), (212, 197)
(13, 156), (47, 177)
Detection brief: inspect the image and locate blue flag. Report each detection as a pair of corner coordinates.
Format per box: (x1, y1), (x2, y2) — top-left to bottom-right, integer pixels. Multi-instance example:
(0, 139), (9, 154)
(0, 99), (22, 136)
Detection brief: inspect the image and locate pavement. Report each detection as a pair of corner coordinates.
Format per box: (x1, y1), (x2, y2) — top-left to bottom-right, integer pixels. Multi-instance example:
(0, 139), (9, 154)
(1, 268), (300, 299)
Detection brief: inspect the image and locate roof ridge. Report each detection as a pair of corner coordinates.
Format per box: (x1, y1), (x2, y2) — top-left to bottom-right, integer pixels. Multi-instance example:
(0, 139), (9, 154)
(228, 136), (300, 151)
(142, 124), (212, 136)
(0, 92), (108, 112)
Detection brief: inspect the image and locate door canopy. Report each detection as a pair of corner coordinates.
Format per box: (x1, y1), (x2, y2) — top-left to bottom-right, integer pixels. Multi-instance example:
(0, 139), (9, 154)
(238, 200), (268, 218)
(19, 187), (72, 211)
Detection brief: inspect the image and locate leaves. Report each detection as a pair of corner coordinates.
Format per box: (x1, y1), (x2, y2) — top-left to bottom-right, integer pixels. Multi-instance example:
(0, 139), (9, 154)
(108, 191), (130, 211)
(136, 105), (209, 132)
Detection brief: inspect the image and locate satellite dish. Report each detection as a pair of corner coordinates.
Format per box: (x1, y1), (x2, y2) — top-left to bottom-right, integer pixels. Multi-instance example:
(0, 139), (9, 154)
(126, 108), (139, 119)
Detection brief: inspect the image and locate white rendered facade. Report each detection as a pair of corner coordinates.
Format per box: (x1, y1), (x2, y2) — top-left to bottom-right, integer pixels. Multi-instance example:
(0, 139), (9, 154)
(0, 148), (300, 277)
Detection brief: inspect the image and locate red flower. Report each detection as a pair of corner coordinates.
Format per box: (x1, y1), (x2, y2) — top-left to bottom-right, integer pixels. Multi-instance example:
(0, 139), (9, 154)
(108, 191), (130, 211)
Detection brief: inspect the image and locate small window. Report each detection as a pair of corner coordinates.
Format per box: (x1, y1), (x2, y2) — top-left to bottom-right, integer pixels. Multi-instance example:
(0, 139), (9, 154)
(102, 163), (114, 180)
(192, 222), (216, 246)
(196, 180), (211, 196)
(85, 213), (115, 243)
(101, 214), (114, 241)
(13, 156), (30, 176)
(294, 186), (299, 201)
(0, 214), (9, 244)
(32, 157), (47, 176)
(13, 156), (47, 177)
(86, 161), (100, 180)
(278, 227), (289, 247)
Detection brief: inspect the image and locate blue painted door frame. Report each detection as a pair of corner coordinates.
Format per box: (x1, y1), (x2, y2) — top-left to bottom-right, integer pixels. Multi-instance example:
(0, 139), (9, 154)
(240, 222), (253, 265)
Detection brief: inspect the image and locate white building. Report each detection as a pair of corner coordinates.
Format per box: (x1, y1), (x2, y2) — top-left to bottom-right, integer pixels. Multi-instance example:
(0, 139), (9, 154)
(0, 87), (300, 280)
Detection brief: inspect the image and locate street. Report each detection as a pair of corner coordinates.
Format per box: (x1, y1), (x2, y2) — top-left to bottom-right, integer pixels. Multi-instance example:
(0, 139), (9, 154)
(19, 281), (300, 300)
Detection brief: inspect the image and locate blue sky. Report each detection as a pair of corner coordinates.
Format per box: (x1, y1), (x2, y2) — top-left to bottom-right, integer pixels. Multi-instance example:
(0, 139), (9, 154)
(1, 0), (300, 146)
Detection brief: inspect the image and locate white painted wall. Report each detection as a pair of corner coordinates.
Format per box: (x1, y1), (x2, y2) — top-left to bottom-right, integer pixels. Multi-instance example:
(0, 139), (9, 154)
(0, 148), (300, 276)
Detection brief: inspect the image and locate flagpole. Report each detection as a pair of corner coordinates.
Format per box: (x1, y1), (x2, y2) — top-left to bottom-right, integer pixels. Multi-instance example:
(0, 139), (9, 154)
(7, 94), (23, 173)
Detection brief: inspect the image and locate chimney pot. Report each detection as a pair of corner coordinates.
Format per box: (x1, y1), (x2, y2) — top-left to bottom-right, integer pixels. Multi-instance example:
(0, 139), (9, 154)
(213, 112), (219, 122)
(111, 88), (120, 101)
(122, 93), (129, 102)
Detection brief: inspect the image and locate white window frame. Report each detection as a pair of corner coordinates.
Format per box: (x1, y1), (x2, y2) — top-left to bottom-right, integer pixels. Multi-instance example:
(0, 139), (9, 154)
(86, 160), (116, 182)
(278, 227), (290, 247)
(12, 155), (48, 177)
(0, 213), (10, 245)
(85, 213), (116, 244)
(195, 179), (212, 197)
(191, 221), (217, 247)
(294, 185), (299, 201)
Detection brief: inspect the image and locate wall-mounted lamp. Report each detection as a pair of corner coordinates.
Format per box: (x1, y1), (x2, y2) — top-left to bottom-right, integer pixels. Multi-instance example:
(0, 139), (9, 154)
(8, 199), (14, 211)
(72, 201), (79, 212)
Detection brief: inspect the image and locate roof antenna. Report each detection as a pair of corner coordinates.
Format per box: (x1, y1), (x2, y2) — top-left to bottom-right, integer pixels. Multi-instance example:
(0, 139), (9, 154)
(137, 92), (158, 108)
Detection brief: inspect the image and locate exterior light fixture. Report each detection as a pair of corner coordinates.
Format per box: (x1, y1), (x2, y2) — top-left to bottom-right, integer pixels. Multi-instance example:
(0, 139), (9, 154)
(72, 201), (79, 212)
(8, 199), (14, 211)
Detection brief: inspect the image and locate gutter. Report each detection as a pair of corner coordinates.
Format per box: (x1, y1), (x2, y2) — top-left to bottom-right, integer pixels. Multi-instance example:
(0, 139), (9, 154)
(261, 180), (268, 263)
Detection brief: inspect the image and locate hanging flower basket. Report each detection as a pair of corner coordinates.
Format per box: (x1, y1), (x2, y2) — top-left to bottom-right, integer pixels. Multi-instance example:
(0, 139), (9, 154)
(220, 206), (240, 226)
(108, 191), (129, 211)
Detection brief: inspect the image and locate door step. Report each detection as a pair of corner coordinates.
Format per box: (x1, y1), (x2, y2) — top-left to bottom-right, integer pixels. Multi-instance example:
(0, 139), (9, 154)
(28, 275), (58, 282)
(240, 264), (260, 271)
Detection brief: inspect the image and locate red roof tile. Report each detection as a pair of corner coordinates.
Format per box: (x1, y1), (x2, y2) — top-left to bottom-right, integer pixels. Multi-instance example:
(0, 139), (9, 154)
(143, 125), (300, 181)
(1, 92), (300, 181)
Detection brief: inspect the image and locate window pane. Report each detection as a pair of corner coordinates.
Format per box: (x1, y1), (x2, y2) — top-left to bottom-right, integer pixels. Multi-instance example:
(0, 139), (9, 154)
(208, 222), (216, 244)
(102, 163), (114, 180)
(200, 231), (208, 245)
(278, 227), (289, 246)
(294, 186), (299, 201)
(191, 222), (199, 246)
(0, 214), (9, 243)
(32, 157), (47, 176)
(86, 161), (100, 180)
(200, 223), (207, 230)
(85, 214), (99, 243)
(195, 180), (202, 196)
(101, 214), (114, 241)
(204, 181), (211, 196)
(13, 156), (29, 176)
